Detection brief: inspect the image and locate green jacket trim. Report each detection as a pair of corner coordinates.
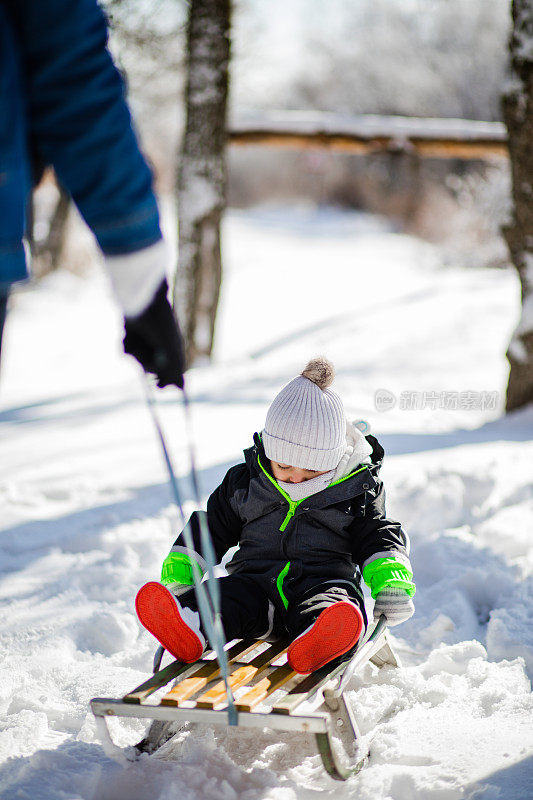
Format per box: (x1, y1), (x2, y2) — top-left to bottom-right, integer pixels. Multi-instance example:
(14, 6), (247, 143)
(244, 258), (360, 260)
(328, 464), (369, 488)
(362, 557), (416, 599)
(277, 561), (291, 609)
(160, 551), (205, 587)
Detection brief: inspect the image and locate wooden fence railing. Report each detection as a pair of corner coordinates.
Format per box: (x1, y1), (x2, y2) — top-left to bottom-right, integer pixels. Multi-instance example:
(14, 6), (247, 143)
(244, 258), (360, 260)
(229, 112), (507, 159)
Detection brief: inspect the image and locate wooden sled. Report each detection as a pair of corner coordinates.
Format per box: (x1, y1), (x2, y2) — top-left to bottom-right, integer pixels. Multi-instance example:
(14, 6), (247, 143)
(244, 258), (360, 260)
(90, 616), (400, 781)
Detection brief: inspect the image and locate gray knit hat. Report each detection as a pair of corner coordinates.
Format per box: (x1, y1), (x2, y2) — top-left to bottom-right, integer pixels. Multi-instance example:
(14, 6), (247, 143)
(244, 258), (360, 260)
(262, 357), (346, 471)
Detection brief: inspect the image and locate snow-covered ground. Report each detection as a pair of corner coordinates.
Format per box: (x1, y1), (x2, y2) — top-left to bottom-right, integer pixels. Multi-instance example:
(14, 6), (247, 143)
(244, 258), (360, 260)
(1, 206), (532, 800)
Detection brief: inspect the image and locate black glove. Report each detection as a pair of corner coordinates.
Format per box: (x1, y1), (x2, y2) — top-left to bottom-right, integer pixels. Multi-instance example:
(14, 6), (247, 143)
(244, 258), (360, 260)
(123, 280), (186, 389)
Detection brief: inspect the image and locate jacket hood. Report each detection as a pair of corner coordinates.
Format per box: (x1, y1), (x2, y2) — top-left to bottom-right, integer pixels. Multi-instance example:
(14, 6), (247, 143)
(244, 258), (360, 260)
(332, 420), (374, 481)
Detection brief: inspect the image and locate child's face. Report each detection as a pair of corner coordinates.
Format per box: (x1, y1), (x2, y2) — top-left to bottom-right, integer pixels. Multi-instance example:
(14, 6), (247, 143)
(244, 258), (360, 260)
(270, 461), (329, 484)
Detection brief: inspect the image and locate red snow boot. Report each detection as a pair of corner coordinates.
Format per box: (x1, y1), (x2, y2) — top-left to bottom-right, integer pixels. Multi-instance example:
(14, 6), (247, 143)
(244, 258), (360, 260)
(135, 581), (205, 662)
(287, 601), (364, 674)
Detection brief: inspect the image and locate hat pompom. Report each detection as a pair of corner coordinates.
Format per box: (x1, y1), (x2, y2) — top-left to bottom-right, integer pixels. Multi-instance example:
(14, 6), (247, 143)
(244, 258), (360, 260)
(301, 357), (335, 390)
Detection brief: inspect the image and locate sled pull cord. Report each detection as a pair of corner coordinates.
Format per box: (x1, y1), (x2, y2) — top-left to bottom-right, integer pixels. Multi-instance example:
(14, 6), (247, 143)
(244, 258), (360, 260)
(143, 378), (238, 725)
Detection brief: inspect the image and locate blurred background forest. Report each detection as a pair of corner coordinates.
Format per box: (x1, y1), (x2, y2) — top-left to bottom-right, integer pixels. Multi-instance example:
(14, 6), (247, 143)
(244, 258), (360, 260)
(33, 0), (511, 277)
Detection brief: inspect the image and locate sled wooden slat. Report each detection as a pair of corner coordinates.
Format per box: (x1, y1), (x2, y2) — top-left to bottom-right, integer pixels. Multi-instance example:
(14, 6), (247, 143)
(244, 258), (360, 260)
(272, 659), (346, 715)
(196, 640), (288, 709)
(123, 660), (191, 705)
(160, 639), (258, 707)
(235, 663), (296, 711)
(161, 664), (216, 707)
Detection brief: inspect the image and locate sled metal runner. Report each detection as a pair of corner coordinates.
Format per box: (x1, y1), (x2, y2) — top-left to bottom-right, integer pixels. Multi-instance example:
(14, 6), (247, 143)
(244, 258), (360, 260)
(91, 616), (399, 781)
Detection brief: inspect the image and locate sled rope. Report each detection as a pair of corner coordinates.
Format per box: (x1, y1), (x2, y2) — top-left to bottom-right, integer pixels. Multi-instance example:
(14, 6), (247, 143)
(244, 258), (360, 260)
(143, 379), (237, 725)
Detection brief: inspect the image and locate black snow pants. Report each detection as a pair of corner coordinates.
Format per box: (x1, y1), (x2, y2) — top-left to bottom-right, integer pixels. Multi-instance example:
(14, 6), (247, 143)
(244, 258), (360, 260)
(179, 573), (368, 644)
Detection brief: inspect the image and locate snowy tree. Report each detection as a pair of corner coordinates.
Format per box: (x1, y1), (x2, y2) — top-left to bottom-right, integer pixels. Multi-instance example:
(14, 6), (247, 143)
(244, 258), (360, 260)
(502, 0), (533, 411)
(174, 0), (231, 364)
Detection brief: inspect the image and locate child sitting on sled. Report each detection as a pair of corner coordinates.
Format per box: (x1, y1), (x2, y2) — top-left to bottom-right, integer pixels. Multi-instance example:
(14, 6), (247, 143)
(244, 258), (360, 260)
(136, 357), (415, 674)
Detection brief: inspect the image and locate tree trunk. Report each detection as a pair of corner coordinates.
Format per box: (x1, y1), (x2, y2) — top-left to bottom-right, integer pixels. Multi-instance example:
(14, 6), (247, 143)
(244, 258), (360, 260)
(502, 0), (533, 411)
(174, 0), (230, 365)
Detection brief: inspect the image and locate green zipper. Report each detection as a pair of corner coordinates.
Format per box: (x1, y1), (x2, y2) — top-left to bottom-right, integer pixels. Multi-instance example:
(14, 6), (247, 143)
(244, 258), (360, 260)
(257, 455), (309, 531)
(279, 498), (302, 531)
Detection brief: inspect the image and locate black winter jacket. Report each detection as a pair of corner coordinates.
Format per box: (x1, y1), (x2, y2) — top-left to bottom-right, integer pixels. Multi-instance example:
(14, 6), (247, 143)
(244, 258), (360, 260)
(172, 433), (410, 600)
